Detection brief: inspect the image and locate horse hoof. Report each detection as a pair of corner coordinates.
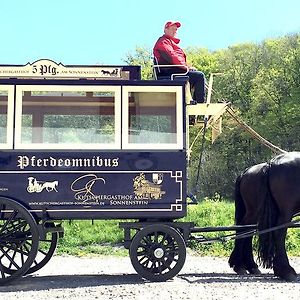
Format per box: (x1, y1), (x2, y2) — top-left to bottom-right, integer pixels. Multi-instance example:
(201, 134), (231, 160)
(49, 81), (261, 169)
(275, 270), (297, 281)
(248, 268), (261, 275)
(233, 266), (248, 275)
(280, 273), (297, 282)
(274, 266), (297, 281)
(281, 273), (297, 282)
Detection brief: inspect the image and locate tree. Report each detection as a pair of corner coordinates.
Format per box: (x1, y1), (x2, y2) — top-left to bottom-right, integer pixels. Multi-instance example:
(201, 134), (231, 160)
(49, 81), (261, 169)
(123, 34), (300, 199)
(123, 46), (153, 80)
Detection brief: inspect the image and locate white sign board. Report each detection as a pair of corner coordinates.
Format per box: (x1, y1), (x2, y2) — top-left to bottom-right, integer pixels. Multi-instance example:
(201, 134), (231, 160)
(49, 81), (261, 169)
(0, 59), (122, 79)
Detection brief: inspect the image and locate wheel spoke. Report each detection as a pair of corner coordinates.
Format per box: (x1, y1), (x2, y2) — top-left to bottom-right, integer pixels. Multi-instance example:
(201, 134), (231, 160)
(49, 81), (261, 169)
(161, 233), (168, 244)
(20, 246), (25, 265)
(0, 211), (18, 235)
(138, 242), (149, 251)
(154, 231), (158, 243)
(7, 248), (18, 269)
(1, 221), (28, 239)
(41, 239), (53, 243)
(149, 260), (156, 270)
(137, 249), (147, 256)
(22, 242), (31, 256)
(0, 263), (8, 279)
(11, 220), (28, 233)
(36, 249), (48, 257)
(143, 235), (153, 246)
(0, 246), (21, 270)
(6, 235), (32, 250)
(139, 256), (150, 267)
(0, 269), (6, 279)
(165, 245), (178, 255)
(161, 259), (171, 271)
(157, 261), (163, 273)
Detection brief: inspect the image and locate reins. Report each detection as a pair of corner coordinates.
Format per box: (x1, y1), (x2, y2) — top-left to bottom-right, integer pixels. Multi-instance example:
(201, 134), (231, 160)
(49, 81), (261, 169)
(191, 217), (300, 244)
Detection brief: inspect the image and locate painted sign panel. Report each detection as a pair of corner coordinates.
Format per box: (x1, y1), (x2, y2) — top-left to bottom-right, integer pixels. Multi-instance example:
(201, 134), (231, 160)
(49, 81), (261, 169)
(0, 59), (122, 79)
(0, 151), (186, 219)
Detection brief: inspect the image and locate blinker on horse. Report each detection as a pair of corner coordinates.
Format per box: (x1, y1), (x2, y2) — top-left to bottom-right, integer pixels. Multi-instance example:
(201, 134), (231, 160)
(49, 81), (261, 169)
(229, 151), (300, 281)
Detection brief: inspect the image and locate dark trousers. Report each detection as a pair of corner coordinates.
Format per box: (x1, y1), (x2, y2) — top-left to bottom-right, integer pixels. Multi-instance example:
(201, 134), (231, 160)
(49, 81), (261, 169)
(188, 70), (205, 103)
(159, 68), (206, 103)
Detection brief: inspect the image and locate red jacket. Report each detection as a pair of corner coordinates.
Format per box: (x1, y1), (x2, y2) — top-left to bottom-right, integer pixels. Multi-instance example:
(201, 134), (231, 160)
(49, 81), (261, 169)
(153, 34), (187, 69)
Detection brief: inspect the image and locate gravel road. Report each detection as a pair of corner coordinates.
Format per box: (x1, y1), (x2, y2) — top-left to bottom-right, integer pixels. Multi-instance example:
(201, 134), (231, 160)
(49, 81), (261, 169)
(0, 254), (299, 300)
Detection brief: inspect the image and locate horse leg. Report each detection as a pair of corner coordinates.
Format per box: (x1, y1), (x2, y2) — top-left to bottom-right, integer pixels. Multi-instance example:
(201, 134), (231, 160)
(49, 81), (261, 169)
(229, 238), (248, 275)
(229, 219), (260, 275)
(272, 216), (297, 281)
(230, 237), (261, 275)
(240, 212), (261, 274)
(243, 236), (261, 275)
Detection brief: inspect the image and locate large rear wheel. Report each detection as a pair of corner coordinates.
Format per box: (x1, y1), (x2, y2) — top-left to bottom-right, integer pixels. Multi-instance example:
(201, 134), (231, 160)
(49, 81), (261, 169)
(129, 224), (186, 282)
(0, 197), (39, 285)
(26, 223), (58, 275)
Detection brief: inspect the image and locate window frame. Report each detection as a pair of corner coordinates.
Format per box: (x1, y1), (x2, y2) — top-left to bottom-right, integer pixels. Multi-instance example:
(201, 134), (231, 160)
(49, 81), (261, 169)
(0, 85), (14, 149)
(14, 85), (121, 150)
(122, 85), (183, 150)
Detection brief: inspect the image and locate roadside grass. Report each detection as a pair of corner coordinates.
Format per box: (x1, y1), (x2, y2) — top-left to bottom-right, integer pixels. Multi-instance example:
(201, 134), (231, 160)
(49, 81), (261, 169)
(55, 199), (300, 257)
(56, 219), (128, 256)
(180, 198), (236, 256)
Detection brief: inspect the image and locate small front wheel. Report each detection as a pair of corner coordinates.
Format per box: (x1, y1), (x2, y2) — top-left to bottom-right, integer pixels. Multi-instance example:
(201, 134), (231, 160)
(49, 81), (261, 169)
(129, 224), (186, 282)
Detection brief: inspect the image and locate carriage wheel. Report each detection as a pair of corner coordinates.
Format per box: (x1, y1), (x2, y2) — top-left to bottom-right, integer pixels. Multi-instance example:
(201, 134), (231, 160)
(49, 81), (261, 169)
(129, 224), (186, 282)
(2, 223), (58, 276)
(0, 197), (39, 285)
(25, 223), (58, 275)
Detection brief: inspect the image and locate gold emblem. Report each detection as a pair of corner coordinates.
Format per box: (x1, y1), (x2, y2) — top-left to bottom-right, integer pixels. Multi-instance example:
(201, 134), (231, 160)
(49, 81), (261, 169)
(133, 173), (165, 200)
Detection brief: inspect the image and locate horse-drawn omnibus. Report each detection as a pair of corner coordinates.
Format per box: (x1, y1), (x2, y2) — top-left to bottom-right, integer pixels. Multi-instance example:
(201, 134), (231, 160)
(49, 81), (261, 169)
(0, 59), (298, 284)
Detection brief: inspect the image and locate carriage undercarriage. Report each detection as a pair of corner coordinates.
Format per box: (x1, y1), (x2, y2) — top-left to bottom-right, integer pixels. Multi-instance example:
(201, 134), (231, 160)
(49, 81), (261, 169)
(1, 195), (299, 285)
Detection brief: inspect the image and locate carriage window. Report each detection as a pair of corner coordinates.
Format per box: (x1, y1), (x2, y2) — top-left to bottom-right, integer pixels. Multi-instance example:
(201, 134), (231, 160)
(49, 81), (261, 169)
(0, 90), (8, 144)
(0, 86), (14, 149)
(15, 86), (121, 149)
(122, 86), (183, 149)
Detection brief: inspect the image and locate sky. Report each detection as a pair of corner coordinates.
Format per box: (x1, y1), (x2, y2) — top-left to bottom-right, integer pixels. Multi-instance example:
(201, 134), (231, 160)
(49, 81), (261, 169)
(1, 0), (299, 66)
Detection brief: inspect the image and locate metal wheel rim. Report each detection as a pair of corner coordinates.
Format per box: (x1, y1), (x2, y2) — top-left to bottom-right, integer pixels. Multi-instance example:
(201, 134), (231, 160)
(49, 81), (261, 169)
(129, 224), (186, 282)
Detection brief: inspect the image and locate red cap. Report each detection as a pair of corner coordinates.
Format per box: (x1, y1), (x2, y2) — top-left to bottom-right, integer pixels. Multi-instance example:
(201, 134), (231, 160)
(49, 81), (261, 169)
(164, 21), (181, 29)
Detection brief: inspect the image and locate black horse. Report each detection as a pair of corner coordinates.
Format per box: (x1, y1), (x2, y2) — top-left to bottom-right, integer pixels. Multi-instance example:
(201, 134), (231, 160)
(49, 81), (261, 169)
(229, 151), (300, 281)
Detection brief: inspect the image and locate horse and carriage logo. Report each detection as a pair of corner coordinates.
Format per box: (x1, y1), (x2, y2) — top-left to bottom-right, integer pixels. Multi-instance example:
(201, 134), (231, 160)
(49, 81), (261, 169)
(133, 173), (165, 200)
(27, 177), (58, 193)
(101, 68), (120, 76)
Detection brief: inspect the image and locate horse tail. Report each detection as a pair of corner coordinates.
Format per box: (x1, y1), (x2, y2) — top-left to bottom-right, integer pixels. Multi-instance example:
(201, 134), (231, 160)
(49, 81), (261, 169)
(257, 164), (279, 269)
(234, 173), (246, 225)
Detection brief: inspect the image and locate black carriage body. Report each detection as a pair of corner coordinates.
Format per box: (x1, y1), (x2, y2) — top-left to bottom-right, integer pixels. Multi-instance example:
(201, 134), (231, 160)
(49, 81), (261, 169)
(0, 151), (186, 219)
(0, 61), (187, 221)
